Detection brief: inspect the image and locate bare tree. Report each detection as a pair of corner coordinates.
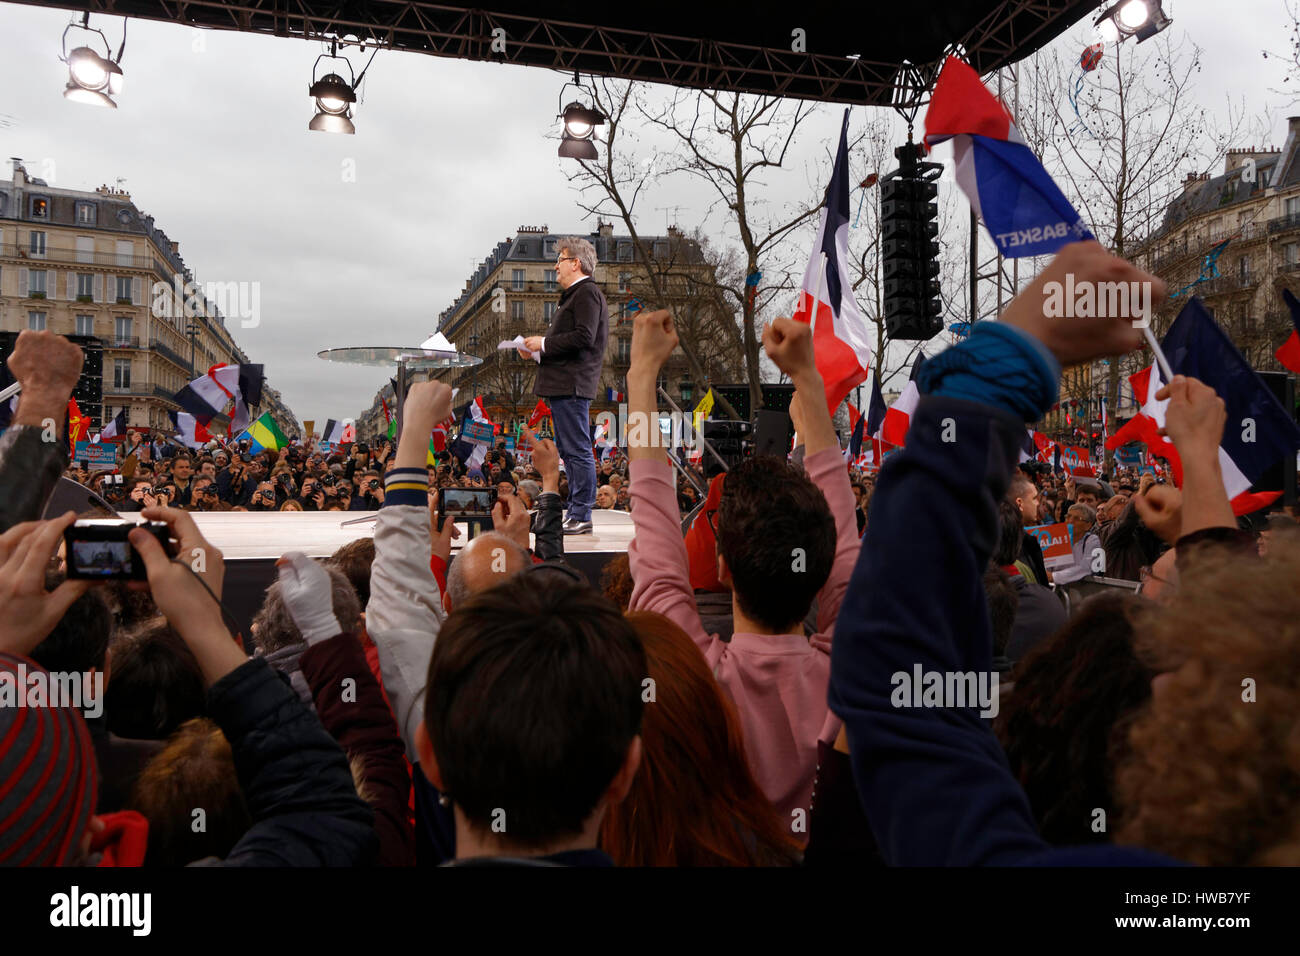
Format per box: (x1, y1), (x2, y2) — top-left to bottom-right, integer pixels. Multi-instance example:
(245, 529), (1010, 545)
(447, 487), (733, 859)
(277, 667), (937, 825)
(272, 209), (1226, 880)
(1020, 29), (1242, 470)
(478, 348), (535, 431)
(639, 89), (827, 411)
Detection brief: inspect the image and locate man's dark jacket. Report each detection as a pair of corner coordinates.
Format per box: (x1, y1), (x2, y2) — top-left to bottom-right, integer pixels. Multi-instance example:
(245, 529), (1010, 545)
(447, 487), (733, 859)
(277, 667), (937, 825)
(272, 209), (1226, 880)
(535, 277), (608, 401)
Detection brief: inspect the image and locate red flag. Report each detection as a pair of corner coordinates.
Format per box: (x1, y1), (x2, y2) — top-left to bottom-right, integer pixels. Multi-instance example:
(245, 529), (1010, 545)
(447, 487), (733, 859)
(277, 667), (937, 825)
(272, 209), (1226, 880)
(527, 399), (551, 429)
(67, 398), (90, 452)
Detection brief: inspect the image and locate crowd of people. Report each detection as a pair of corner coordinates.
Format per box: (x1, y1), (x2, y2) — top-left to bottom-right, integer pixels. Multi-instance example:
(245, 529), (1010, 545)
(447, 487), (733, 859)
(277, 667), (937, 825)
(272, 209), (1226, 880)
(2, 239), (1300, 868)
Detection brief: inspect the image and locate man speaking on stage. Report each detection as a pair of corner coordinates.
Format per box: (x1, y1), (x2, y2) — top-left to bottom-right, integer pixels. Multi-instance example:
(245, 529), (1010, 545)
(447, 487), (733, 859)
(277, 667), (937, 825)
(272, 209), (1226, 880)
(521, 236), (607, 535)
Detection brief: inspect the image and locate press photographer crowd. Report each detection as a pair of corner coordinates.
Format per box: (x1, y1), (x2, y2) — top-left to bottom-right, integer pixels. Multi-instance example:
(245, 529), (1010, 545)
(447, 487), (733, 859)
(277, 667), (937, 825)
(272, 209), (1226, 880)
(2, 240), (1300, 872)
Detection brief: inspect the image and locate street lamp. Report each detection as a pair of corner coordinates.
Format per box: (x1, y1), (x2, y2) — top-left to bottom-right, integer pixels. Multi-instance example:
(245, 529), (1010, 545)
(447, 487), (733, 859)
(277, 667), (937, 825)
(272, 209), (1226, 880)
(186, 322), (200, 378)
(468, 332), (482, 397)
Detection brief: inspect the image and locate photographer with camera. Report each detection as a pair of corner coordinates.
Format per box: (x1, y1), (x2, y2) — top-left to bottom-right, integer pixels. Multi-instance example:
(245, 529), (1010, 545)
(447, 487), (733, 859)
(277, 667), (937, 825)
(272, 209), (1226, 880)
(350, 471), (386, 511)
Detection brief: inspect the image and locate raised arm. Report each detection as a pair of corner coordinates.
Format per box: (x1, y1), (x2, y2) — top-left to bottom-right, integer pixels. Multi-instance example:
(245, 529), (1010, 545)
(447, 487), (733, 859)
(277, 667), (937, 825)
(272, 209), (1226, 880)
(366, 381), (454, 761)
(626, 310), (714, 649)
(762, 317), (860, 645)
(830, 241), (1160, 865)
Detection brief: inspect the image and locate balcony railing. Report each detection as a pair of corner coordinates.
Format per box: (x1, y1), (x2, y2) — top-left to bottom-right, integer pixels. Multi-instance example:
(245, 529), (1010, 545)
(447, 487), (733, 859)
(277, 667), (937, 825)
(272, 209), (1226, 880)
(102, 383), (178, 402)
(0, 243), (174, 282)
(1269, 213), (1300, 235)
(149, 338), (192, 371)
(103, 337), (141, 349)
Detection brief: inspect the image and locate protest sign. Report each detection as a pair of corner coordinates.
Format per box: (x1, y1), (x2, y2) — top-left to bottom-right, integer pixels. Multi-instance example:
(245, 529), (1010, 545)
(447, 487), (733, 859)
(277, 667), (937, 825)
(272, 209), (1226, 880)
(1025, 521), (1075, 572)
(75, 441), (118, 471)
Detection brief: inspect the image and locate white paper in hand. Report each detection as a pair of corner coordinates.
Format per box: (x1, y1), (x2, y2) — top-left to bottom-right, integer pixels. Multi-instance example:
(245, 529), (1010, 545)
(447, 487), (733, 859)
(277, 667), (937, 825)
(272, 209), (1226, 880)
(500, 335), (541, 363)
(420, 332), (457, 353)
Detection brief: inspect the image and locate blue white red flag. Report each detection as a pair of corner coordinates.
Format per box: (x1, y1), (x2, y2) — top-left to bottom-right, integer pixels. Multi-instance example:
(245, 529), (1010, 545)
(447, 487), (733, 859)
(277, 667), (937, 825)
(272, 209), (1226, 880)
(924, 56), (1093, 258)
(792, 109), (874, 414)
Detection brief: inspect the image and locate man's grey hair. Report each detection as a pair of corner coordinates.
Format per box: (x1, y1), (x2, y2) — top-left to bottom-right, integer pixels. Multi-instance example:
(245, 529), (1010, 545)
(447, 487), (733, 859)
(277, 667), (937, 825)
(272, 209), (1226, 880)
(445, 535), (531, 609)
(1067, 502), (1096, 524)
(558, 236), (597, 276)
(251, 564), (361, 654)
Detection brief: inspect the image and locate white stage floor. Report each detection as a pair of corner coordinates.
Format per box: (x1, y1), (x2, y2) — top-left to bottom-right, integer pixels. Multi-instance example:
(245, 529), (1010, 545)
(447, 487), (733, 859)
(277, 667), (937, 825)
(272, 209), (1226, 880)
(175, 508), (638, 560)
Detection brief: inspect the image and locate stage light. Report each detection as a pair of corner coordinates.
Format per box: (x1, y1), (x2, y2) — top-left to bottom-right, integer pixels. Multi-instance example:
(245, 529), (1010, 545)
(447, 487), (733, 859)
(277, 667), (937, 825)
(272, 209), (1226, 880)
(1094, 0), (1171, 44)
(308, 40), (373, 135)
(61, 16), (126, 108)
(309, 111), (356, 134)
(1118, 0), (1150, 29)
(557, 98), (604, 160)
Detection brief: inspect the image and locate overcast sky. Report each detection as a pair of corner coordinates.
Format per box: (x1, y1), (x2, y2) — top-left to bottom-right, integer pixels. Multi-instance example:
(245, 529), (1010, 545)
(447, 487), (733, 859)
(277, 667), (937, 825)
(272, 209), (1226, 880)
(0, 0), (1289, 419)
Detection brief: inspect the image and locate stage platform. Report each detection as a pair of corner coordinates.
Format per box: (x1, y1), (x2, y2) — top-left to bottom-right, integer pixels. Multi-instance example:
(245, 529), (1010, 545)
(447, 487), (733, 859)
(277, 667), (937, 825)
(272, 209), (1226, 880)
(174, 509), (636, 640)
(182, 508), (637, 560)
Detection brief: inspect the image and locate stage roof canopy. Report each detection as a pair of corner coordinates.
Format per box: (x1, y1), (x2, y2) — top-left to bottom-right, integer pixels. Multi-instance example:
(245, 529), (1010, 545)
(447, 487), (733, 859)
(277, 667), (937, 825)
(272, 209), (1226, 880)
(14, 0), (1100, 104)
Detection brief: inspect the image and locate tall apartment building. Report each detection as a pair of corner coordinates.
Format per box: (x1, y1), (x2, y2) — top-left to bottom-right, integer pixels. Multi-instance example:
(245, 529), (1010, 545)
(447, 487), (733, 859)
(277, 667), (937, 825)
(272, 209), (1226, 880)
(1044, 123), (1300, 439)
(426, 221), (734, 430)
(0, 160), (297, 439)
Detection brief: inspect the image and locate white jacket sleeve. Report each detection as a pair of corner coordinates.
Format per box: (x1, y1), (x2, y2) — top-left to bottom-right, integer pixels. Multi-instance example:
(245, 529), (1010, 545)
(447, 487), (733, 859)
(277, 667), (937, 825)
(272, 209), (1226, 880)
(365, 468), (445, 763)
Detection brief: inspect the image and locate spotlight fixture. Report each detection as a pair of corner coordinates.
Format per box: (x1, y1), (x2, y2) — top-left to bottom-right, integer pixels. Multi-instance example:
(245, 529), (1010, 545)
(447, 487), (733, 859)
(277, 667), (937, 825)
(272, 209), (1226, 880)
(308, 39), (375, 135)
(1094, 0), (1172, 44)
(60, 14), (126, 108)
(555, 73), (605, 160)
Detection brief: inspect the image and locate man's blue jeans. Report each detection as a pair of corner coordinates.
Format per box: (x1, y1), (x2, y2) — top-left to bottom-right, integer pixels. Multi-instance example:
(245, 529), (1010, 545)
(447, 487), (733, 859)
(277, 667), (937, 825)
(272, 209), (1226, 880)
(549, 395), (595, 523)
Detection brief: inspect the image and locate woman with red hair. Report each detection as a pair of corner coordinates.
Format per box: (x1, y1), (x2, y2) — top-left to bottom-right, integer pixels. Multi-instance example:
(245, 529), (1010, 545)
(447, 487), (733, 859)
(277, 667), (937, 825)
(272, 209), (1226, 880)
(600, 611), (802, 866)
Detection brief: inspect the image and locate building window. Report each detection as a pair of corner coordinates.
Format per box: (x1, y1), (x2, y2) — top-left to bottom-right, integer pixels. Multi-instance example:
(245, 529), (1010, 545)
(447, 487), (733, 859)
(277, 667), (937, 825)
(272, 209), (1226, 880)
(75, 315), (94, 336)
(28, 270), (47, 296)
(29, 231), (46, 257)
(545, 238), (557, 257)
(512, 269), (525, 291)
(544, 269), (557, 291)
(618, 272), (630, 292)
(616, 336), (631, 363)
(114, 359), (131, 389)
(76, 273), (94, 299)
(116, 276), (132, 303)
(30, 197), (49, 220)
(114, 316), (133, 344)
(653, 241), (669, 258)
(544, 301), (557, 321)
(76, 236), (94, 264)
(75, 202), (97, 225)
(511, 300), (525, 321)
(115, 240), (134, 267)
(618, 241), (632, 262)
(1285, 243), (1299, 266)
(28, 311), (46, 331)
(1239, 256), (1250, 279)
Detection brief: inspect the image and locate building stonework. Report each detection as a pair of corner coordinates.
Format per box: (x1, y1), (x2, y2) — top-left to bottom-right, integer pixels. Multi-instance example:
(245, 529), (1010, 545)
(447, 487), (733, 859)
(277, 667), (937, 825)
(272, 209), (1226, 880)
(0, 160), (297, 440)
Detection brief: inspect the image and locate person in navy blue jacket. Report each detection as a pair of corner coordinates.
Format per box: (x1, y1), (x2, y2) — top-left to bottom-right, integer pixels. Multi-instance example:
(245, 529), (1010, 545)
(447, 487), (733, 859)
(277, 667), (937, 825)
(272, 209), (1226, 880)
(828, 241), (1178, 866)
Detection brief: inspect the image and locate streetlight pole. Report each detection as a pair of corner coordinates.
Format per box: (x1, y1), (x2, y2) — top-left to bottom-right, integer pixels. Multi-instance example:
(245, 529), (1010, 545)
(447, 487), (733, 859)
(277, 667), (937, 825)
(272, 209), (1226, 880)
(186, 322), (199, 379)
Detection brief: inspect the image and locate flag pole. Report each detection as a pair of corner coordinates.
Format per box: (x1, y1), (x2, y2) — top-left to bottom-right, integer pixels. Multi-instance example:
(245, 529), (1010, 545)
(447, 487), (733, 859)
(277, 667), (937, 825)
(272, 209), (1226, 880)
(1141, 325), (1174, 385)
(809, 253), (828, 339)
(0, 381), (21, 403)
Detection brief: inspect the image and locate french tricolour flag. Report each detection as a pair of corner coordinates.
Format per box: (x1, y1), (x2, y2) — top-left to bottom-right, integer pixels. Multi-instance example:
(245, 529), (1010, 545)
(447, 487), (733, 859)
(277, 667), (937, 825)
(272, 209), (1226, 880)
(924, 56), (1093, 259)
(878, 380), (919, 449)
(1112, 298), (1300, 514)
(792, 109), (874, 415)
(98, 408), (127, 442)
(1277, 290), (1300, 374)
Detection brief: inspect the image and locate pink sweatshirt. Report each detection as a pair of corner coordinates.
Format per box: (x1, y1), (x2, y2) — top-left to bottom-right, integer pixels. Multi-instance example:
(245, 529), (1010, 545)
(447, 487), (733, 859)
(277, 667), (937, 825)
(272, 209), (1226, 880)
(628, 449), (860, 826)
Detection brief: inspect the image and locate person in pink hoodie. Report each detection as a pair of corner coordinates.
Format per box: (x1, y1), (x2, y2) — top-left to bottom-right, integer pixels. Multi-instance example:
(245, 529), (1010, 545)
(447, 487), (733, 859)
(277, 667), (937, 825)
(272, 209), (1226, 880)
(625, 310), (860, 834)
